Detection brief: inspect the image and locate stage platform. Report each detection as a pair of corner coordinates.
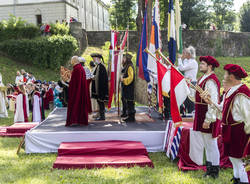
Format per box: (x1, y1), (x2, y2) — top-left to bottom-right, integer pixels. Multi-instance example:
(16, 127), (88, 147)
(25, 107), (167, 153)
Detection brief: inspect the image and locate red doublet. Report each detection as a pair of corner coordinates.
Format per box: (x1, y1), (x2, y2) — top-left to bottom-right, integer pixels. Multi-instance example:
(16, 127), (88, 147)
(193, 73), (221, 137)
(66, 63), (89, 126)
(221, 84), (250, 158)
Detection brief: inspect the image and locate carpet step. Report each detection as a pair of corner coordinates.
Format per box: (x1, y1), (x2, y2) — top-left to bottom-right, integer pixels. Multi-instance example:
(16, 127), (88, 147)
(6, 123), (39, 133)
(58, 140), (148, 156)
(53, 155), (154, 169)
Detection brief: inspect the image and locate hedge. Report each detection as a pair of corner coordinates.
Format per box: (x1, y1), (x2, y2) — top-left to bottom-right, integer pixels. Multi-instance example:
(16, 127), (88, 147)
(0, 35), (78, 69)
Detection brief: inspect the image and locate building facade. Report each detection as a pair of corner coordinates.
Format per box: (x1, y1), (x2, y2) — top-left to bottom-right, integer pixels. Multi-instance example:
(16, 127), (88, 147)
(0, 0), (110, 31)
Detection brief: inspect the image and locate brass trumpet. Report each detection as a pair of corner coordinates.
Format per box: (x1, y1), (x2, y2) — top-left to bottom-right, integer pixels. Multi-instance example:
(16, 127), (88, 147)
(144, 48), (221, 112)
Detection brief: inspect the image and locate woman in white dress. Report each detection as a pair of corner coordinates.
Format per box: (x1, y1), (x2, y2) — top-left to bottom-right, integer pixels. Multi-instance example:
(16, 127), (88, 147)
(0, 72), (8, 118)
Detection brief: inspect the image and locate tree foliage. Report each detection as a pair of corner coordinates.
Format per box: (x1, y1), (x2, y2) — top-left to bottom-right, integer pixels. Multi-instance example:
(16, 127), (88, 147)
(240, 1), (250, 32)
(210, 0), (236, 31)
(110, 0), (137, 30)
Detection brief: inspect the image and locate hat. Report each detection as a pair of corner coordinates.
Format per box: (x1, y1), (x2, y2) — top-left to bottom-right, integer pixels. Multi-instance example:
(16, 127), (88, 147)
(199, 56), (220, 68)
(124, 53), (133, 60)
(224, 64), (248, 79)
(90, 53), (102, 59)
(78, 57), (86, 63)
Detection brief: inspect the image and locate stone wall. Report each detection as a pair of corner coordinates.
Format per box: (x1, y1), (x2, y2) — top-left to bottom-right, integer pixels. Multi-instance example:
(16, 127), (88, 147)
(87, 30), (250, 57)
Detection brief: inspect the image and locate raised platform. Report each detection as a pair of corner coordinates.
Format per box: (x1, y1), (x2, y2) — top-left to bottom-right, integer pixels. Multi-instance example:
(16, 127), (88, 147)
(25, 107), (167, 153)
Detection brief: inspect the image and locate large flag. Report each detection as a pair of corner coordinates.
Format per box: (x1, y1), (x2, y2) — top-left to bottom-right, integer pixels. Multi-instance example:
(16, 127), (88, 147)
(156, 61), (170, 110)
(170, 66), (190, 123)
(175, 0), (183, 54)
(136, 6), (150, 82)
(168, 0), (176, 64)
(147, 0), (161, 74)
(108, 31), (118, 109)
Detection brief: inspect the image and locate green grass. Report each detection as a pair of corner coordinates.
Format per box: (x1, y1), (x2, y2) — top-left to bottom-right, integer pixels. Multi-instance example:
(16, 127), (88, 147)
(0, 55), (60, 84)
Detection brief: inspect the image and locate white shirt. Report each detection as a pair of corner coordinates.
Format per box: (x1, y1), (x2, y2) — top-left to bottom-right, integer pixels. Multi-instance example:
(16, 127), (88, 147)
(189, 72), (219, 123)
(216, 83), (250, 134)
(15, 75), (23, 85)
(178, 58), (198, 82)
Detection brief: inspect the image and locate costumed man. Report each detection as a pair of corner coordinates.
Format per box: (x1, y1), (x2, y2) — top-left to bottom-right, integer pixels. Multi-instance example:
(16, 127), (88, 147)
(120, 53), (136, 122)
(189, 56), (221, 178)
(91, 53), (108, 121)
(43, 83), (54, 110)
(60, 66), (71, 107)
(14, 84), (29, 123)
(66, 56), (90, 126)
(32, 86), (42, 122)
(201, 64), (249, 184)
(0, 72), (8, 118)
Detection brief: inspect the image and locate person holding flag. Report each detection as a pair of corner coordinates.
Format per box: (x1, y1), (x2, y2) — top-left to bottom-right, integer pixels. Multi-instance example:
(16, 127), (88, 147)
(120, 53), (136, 122)
(189, 56), (221, 178)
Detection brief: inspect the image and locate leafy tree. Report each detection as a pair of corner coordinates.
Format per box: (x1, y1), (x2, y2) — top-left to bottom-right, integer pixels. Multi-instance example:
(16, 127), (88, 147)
(110, 0), (137, 30)
(240, 0), (250, 32)
(210, 0), (236, 31)
(180, 0), (210, 29)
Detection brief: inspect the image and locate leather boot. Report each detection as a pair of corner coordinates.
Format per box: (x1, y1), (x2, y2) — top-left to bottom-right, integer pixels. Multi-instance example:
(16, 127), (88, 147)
(95, 112), (105, 121)
(203, 161), (212, 177)
(210, 165), (219, 179)
(120, 112), (127, 118)
(122, 114), (135, 122)
(230, 177), (240, 184)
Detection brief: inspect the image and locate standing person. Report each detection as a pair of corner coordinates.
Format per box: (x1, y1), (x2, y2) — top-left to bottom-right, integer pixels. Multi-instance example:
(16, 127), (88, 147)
(0, 72), (8, 118)
(120, 53), (136, 122)
(43, 83), (54, 110)
(178, 46), (198, 113)
(202, 64), (250, 184)
(190, 56), (221, 178)
(79, 57), (93, 113)
(32, 86), (42, 122)
(21, 69), (28, 83)
(89, 61), (99, 113)
(14, 84), (29, 123)
(27, 73), (36, 83)
(66, 56), (90, 126)
(91, 53), (108, 121)
(15, 71), (23, 85)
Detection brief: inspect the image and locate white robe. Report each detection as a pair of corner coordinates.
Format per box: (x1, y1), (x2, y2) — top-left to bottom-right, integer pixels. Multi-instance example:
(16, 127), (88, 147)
(14, 93), (29, 123)
(0, 74), (8, 118)
(32, 94), (41, 122)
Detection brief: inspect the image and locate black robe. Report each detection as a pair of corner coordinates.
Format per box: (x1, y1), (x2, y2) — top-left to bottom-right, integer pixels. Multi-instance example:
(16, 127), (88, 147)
(91, 63), (109, 101)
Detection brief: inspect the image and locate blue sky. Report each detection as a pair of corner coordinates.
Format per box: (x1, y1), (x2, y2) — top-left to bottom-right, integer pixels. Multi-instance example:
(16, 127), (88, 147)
(103, 0), (248, 12)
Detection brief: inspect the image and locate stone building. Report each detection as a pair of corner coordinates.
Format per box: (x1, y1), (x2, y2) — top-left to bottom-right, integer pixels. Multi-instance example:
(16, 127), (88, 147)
(0, 0), (110, 31)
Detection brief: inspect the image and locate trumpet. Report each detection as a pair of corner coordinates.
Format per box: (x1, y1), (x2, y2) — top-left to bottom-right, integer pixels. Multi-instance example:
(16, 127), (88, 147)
(144, 48), (221, 112)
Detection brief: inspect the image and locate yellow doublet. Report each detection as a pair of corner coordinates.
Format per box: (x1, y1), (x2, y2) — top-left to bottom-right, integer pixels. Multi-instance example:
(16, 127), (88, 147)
(123, 66), (134, 86)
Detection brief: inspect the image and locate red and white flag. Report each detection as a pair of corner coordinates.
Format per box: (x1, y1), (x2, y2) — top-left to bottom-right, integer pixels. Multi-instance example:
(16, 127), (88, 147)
(156, 61), (170, 111)
(170, 66), (190, 123)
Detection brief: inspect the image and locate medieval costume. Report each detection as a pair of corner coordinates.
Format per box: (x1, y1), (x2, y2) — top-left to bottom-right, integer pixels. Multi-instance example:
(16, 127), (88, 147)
(0, 73), (8, 118)
(14, 86), (29, 123)
(212, 64), (250, 184)
(44, 84), (54, 110)
(66, 57), (90, 126)
(32, 90), (42, 122)
(121, 53), (136, 122)
(91, 53), (108, 120)
(190, 56), (221, 178)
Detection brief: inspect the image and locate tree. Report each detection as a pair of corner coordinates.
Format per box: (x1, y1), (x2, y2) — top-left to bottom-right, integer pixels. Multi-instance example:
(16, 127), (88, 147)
(210, 0), (236, 31)
(110, 0), (137, 30)
(180, 0), (210, 29)
(240, 1), (250, 32)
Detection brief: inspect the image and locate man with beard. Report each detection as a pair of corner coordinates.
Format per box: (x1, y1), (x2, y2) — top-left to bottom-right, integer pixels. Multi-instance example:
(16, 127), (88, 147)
(91, 53), (108, 121)
(120, 53), (136, 122)
(189, 56), (221, 178)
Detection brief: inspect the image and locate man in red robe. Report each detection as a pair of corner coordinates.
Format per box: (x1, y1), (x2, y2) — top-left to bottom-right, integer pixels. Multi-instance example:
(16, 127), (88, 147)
(66, 56), (90, 126)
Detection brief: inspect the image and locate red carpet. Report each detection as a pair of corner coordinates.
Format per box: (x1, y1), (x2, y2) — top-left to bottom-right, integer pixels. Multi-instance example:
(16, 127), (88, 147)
(0, 123), (39, 137)
(53, 140), (154, 169)
(58, 140), (148, 156)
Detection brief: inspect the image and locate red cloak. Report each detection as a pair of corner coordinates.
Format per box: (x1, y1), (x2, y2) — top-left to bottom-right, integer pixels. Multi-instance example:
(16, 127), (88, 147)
(66, 63), (89, 126)
(44, 88), (54, 109)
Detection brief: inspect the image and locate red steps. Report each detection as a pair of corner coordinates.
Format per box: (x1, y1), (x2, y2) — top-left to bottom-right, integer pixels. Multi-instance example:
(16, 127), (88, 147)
(0, 123), (39, 137)
(53, 140), (154, 169)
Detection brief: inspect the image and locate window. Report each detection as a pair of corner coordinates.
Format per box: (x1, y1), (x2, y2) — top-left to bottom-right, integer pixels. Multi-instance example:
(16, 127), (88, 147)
(36, 15), (42, 25)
